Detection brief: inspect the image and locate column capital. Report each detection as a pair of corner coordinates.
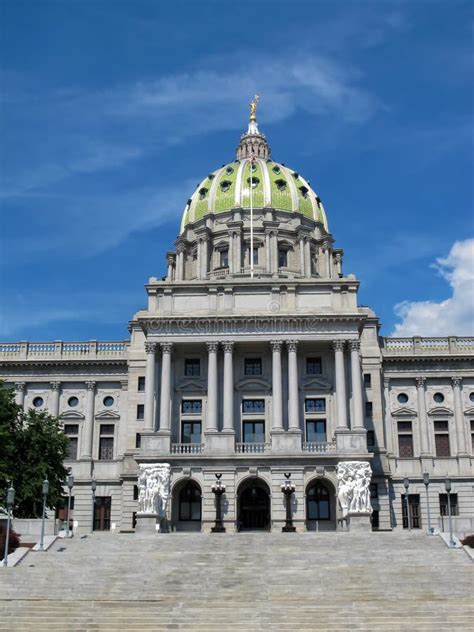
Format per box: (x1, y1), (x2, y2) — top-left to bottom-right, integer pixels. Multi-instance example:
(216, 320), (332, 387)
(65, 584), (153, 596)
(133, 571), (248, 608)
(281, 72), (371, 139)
(348, 339), (361, 352)
(222, 341), (234, 354)
(332, 339), (345, 352)
(145, 341), (157, 355)
(415, 376), (426, 388)
(176, 241), (186, 254)
(160, 341), (174, 354)
(286, 340), (298, 353)
(206, 341), (219, 353)
(270, 340), (283, 353)
(15, 381), (26, 392)
(50, 381), (61, 391)
(85, 381), (96, 391)
(451, 376), (463, 388)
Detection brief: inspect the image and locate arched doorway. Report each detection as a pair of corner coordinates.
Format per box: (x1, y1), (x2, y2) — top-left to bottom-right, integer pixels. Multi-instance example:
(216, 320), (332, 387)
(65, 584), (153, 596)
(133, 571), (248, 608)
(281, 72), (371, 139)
(172, 480), (202, 532)
(237, 478), (270, 531)
(305, 480), (337, 531)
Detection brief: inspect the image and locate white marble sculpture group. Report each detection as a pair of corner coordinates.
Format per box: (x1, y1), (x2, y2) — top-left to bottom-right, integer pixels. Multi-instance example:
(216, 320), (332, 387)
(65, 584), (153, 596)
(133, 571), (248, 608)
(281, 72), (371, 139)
(337, 461), (372, 517)
(137, 463), (171, 517)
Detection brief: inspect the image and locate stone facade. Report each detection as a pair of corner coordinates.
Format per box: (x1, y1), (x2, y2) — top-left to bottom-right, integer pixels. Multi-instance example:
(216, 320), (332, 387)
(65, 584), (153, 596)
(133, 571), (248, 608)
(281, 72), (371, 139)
(1, 114), (473, 535)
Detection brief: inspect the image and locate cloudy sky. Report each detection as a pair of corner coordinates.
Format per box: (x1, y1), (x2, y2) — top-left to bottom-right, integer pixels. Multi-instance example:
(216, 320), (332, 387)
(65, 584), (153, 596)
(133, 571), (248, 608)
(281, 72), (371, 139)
(0, 1), (473, 340)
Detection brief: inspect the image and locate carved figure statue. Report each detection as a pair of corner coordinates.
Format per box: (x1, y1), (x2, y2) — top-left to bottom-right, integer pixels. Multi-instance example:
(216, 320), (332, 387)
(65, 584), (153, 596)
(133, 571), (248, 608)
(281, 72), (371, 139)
(137, 463), (171, 516)
(337, 461), (372, 517)
(249, 95), (260, 120)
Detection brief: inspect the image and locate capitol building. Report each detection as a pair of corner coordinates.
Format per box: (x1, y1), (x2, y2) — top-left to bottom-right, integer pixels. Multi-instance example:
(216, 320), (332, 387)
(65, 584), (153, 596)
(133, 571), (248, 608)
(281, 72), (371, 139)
(1, 104), (473, 535)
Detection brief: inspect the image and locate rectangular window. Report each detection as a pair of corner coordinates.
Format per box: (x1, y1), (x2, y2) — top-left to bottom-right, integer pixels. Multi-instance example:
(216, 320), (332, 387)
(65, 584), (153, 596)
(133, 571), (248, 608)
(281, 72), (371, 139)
(398, 421), (412, 432)
(278, 249), (288, 268)
(367, 430), (375, 447)
(306, 357), (322, 375)
(220, 249), (229, 268)
(99, 424), (114, 461)
(434, 420), (449, 431)
(242, 399), (265, 413)
(137, 404), (144, 420)
(243, 420), (265, 443)
(398, 434), (414, 458)
(64, 424), (79, 460)
(244, 358), (262, 375)
(184, 358), (200, 376)
(365, 402), (373, 418)
(137, 376), (145, 392)
(135, 433), (141, 448)
(306, 419), (327, 443)
(401, 494), (421, 529)
(181, 399), (202, 414)
(435, 434), (451, 457)
(305, 398), (326, 413)
(364, 373), (372, 388)
(439, 493), (458, 516)
(250, 247), (258, 265)
(93, 496), (111, 531)
(181, 421), (202, 444)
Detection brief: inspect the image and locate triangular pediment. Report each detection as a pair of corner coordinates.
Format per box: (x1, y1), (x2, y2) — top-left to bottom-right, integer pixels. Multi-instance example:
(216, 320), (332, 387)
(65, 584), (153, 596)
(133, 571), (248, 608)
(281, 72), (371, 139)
(427, 406), (453, 416)
(60, 410), (85, 420)
(301, 376), (331, 391)
(463, 406), (474, 416)
(235, 377), (271, 391)
(175, 378), (206, 392)
(95, 410), (120, 420)
(391, 406), (417, 417)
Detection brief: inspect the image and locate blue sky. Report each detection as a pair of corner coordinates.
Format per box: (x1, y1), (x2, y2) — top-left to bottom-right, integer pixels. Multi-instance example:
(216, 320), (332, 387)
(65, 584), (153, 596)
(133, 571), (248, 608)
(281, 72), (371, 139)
(1, 0), (473, 341)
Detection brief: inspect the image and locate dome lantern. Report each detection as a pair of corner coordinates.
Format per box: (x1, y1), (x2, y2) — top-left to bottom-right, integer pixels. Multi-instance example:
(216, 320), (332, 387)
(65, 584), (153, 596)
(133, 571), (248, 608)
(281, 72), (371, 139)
(236, 95), (270, 161)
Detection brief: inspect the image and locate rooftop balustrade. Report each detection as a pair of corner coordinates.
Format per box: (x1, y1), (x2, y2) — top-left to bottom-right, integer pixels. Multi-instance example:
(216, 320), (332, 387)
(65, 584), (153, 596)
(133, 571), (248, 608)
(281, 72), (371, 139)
(0, 340), (129, 360)
(382, 336), (474, 355)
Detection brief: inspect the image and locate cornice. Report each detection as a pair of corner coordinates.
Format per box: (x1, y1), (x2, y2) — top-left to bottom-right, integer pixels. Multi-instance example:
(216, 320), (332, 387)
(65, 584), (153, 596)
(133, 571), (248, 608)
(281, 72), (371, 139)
(0, 359), (128, 369)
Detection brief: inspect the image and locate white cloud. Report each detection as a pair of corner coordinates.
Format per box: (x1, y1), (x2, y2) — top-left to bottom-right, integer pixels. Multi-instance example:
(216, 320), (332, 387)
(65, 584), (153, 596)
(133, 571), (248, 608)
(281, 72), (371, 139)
(392, 238), (474, 336)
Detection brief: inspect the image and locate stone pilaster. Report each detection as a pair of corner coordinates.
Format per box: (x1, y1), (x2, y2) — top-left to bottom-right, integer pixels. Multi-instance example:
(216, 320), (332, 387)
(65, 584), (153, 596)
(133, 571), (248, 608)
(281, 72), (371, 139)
(349, 340), (364, 430)
(415, 377), (430, 456)
(452, 377), (468, 456)
(50, 381), (61, 417)
(15, 382), (26, 408)
(81, 381), (96, 459)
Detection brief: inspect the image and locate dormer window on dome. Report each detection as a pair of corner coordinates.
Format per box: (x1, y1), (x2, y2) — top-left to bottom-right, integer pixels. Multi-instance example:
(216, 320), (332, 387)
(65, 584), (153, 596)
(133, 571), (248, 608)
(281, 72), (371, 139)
(225, 166), (234, 175)
(272, 165), (281, 174)
(275, 179), (286, 191)
(220, 180), (232, 192)
(246, 176), (260, 188)
(198, 187), (208, 200)
(299, 186), (309, 198)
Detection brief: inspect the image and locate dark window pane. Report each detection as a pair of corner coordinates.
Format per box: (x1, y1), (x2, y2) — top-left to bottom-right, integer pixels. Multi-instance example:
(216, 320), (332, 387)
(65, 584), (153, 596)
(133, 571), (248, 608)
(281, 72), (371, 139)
(67, 437), (78, 460)
(307, 484), (330, 520)
(367, 430), (375, 447)
(435, 434), (450, 457)
(434, 420), (449, 432)
(439, 493), (458, 516)
(99, 437), (114, 460)
(398, 434), (414, 457)
(242, 399), (265, 413)
(100, 424), (114, 436)
(243, 421), (265, 443)
(185, 359), (201, 376)
(93, 497), (111, 531)
(244, 358), (262, 375)
(138, 376), (145, 392)
(306, 358), (322, 375)
(305, 398), (325, 413)
(179, 483), (201, 521)
(401, 494), (421, 529)
(365, 402), (373, 418)
(64, 424), (79, 435)
(370, 483), (378, 499)
(137, 404), (144, 420)
(182, 421), (202, 444)
(306, 420), (327, 442)
(135, 433), (141, 448)
(364, 373), (371, 387)
(182, 399), (202, 414)
(397, 421), (412, 432)
(278, 249), (287, 268)
(220, 250), (229, 268)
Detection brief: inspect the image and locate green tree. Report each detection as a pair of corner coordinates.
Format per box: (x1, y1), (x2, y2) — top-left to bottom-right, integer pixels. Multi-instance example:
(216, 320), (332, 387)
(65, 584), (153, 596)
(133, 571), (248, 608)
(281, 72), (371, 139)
(0, 382), (70, 518)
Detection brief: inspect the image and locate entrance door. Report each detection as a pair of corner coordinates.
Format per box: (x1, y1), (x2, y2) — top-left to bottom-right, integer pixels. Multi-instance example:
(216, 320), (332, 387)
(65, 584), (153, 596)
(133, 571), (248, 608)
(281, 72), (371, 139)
(401, 494), (421, 529)
(239, 484), (270, 530)
(94, 496), (112, 531)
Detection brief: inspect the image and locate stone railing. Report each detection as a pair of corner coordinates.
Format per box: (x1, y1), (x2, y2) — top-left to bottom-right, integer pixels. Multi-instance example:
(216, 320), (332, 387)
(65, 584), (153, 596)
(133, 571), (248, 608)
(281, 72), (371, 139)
(0, 340), (129, 361)
(382, 336), (474, 355)
(170, 443), (203, 454)
(236, 442), (270, 454)
(302, 441), (337, 453)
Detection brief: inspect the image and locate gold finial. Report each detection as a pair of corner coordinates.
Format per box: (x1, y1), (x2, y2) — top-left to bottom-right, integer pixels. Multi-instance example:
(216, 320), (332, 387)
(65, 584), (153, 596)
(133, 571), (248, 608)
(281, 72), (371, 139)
(249, 95), (260, 121)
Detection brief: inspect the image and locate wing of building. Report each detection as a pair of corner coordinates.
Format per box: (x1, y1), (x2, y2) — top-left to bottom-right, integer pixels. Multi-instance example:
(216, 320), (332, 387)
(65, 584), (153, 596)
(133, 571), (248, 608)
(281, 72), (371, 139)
(1, 108), (473, 535)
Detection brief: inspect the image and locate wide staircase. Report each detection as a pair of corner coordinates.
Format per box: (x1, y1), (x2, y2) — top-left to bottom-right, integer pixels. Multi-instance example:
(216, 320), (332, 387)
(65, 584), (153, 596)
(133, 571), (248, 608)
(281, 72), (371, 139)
(0, 531), (472, 631)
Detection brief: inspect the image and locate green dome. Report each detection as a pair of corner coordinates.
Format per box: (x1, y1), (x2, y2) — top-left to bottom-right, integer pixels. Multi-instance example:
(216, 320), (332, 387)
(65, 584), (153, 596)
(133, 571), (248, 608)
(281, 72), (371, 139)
(180, 158), (329, 233)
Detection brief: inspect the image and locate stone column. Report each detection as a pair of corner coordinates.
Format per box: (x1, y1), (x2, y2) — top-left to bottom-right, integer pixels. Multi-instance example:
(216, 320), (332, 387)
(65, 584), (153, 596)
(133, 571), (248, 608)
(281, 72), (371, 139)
(166, 253), (175, 281)
(349, 340), (364, 430)
(144, 342), (157, 431)
(50, 381), (61, 417)
(235, 231), (241, 272)
(299, 237), (305, 276)
(287, 341), (300, 430)
(201, 236), (209, 279)
(324, 243), (331, 278)
(222, 342), (234, 432)
(266, 232), (272, 273)
(206, 342), (219, 431)
(159, 342), (173, 432)
(270, 341), (283, 430)
(333, 340), (349, 430)
(82, 381), (96, 459)
(15, 382), (26, 408)
(383, 378), (395, 454)
(415, 377), (430, 455)
(272, 232), (278, 273)
(304, 240), (311, 277)
(228, 232), (234, 274)
(197, 240), (202, 279)
(176, 244), (185, 280)
(452, 377), (467, 456)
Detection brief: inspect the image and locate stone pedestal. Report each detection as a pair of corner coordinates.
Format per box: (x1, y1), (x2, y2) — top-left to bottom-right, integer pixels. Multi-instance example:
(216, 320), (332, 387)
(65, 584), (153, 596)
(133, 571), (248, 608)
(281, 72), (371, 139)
(140, 431), (171, 453)
(271, 429), (302, 453)
(347, 511), (372, 533)
(335, 429), (368, 454)
(204, 430), (235, 455)
(135, 513), (158, 534)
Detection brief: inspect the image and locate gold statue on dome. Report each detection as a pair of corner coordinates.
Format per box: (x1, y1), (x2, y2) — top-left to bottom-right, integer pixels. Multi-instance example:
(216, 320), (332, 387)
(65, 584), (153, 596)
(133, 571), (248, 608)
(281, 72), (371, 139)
(249, 95), (260, 121)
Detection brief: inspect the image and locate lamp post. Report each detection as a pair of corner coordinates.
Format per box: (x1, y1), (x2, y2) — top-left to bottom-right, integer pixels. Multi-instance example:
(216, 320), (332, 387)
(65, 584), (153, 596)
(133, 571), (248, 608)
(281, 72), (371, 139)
(2, 483), (15, 567)
(422, 472), (433, 535)
(91, 478), (97, 533)
(445, 478), (455, 547)
(281, 473), (296, 532)
(66, 474), (74, 538)
(211, 474), (226, 533)
(403, 478), (411, 531)
(39, 477), (49, 551)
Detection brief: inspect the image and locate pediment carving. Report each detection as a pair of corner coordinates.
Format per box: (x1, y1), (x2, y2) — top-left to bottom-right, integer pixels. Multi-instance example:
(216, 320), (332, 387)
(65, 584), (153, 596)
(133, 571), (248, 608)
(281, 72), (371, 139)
(427, 406), (453, 416)
(391, 406), (417, 417)
(95, 410), (120, 420)
(235, 376), (271, 391)
(301, 376), (332, 391)
(463, 406), (474, 416)
(175, 378), (206, 392)
(60, 410), (85, 420)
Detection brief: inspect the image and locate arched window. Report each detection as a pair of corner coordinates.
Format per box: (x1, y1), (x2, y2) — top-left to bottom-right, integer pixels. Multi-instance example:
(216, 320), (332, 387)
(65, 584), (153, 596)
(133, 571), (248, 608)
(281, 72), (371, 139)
(307, 483), (330, 520)
(179, 482), (201, 521)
